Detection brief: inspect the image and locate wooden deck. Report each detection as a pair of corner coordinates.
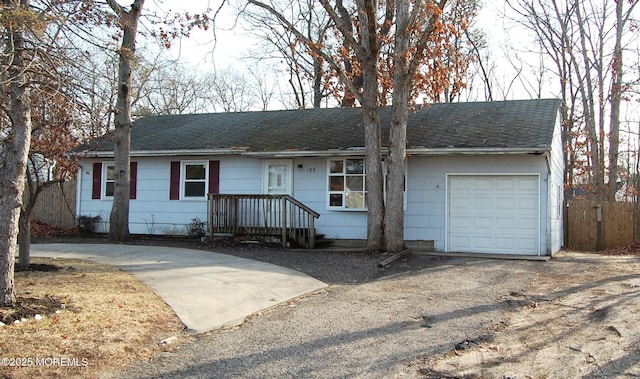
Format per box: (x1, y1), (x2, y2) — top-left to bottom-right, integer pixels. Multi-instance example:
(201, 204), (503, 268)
(207, 194), (321, 248)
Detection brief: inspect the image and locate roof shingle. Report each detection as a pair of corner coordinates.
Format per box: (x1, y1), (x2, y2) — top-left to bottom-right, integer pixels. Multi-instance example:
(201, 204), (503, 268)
(82, 98), (560, 154)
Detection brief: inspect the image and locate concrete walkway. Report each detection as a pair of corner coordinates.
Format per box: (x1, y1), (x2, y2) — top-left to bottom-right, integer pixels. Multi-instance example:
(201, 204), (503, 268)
(32, 244), (327, 334)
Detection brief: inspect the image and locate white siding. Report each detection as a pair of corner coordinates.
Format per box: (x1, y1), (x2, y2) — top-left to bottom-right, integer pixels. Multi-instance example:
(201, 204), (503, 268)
(291, 158), (367, 240)
(77, 156), (263, 235)
(447, 175), (540, 255)
(405, 155), (550, 253)
(547, 112), (565, 254)
(77, 151), (559, 255)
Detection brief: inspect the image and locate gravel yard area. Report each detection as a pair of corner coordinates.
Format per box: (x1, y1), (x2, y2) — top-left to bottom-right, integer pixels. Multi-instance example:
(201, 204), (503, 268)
(34, 236), (640, 378)
(114, 238), (540, 378)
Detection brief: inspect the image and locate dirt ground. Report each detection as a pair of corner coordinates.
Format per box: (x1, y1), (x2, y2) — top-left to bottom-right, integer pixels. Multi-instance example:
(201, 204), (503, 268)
(29, 228), (640, 377)
(411, 250), (640, 378)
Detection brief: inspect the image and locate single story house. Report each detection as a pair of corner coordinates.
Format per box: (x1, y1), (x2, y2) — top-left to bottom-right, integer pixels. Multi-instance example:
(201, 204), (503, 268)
(75, 98), (564, 256)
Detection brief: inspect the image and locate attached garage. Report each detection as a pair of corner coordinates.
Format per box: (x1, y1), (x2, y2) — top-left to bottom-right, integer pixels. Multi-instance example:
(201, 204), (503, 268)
(447, 174), (540, 255)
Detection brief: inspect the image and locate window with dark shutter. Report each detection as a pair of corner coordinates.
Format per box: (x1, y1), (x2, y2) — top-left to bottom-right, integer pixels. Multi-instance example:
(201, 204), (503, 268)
(170, 161), (180, 200)
(129, 162), (137, 199)
(92, 162), (102, 199)
(209, 161), (220, 194)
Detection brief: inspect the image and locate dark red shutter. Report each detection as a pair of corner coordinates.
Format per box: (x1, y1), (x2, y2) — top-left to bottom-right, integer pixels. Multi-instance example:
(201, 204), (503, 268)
(170, 161), (180, 200)
(129, 162), (137, 200)
(92, 162), (102, 199)
(208, 160), (220, 194)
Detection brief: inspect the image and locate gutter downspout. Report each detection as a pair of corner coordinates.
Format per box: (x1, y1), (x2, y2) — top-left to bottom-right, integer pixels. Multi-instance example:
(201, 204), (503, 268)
(75, 165), (82, 221)
(545, 152), (552, 257)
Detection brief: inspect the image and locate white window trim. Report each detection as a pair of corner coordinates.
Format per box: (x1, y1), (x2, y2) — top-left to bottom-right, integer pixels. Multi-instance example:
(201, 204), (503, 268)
(102, 162), (115, 199)
(263, 159), (293, 195)
(181, 161), (209, 200)
(327, 157), (367, 211)
(326, 157), (408, 211)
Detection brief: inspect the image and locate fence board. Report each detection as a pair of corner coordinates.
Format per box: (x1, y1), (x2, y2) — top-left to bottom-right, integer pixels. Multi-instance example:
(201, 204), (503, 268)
(567, 200), (637, 251)
(30, 180), (77, 229)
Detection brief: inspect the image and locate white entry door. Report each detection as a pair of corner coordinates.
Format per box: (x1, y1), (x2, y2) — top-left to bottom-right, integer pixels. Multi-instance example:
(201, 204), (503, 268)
(263, 160), (293, 195)
(263, 160), (293, 227)
(447, 174), (540, 255)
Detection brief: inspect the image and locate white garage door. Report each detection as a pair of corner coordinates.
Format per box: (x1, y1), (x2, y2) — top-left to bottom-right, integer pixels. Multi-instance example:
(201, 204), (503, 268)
(448, 175), (540, 255)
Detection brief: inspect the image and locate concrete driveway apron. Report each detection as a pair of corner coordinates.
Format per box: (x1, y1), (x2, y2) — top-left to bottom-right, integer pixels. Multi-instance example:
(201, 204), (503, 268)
(32, 244), (327, 334)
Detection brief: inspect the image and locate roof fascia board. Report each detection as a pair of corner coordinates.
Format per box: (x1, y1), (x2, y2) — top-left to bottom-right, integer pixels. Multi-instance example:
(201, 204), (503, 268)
(242, 149), (369, 158)
(407, 147), (549, 155)
(78, 149), (247, 158)
(77, 147), (549, 159)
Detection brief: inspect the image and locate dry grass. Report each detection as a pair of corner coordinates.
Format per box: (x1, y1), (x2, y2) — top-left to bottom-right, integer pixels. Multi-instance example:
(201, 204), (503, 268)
(0, 257), (188, 379)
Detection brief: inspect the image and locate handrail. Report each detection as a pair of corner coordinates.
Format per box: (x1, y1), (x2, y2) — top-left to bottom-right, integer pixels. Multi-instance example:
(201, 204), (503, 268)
(283, 195), (320, 218)
(207, 194), (320, 248)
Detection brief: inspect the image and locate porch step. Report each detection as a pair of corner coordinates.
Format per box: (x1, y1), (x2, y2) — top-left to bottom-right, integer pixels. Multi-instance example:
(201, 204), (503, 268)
(286, 231), (333, 249)
(313, 234), (333, 249)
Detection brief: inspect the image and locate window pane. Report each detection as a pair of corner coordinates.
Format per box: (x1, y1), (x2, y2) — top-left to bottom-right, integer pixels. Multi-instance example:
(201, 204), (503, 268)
(346, 176), (363, 191)
(106, 166), (116, 180)
(329, 176), (344, 191)
(345, 192), (364, 208)
(329, 160), (344, 174)
(185, 164), (205, 180)
(106, 182), (114, 197)
(330, 194), (343, 207)
(184, 182), (205, 197)
(345, 159), (364, 174)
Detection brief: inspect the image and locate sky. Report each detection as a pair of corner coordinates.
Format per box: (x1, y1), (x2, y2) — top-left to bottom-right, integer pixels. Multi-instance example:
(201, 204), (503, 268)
(147, 0), (551, 101)
(138, 0), (639, 156)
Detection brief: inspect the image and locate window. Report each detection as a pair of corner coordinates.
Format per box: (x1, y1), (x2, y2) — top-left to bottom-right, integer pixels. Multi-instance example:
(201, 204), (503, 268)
(105, 165), (116, 197)
(183, 162), (207, 198)
(326, 158), (407, 211)
(328, 158), (366, 209)
(169, 160), (219, 200)
(91, 162), (137, 200)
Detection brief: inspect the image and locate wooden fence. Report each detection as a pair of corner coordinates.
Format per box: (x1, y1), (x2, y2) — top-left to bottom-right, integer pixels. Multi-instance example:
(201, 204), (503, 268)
(29, 180), (77, 229)
(566, 200), (639, 251)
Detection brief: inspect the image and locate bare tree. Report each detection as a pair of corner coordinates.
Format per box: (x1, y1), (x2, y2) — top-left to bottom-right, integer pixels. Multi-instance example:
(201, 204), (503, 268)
(133, 58), (213, 116)
(509, 0), (639, 201)
(0, 0), (34, 305)
(240, 0), (333, 108)
(207, 68), (258, 112)
(105, 0), (145, 242)
(243, 0), (470, 252)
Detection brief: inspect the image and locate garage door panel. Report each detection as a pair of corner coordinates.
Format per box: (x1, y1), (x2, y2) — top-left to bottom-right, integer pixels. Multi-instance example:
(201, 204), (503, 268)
(449, 195), (472, 209)
(473, 178), (494, 191)
(496, 198), (516, 210)
(474, 217), (493, 229)
(518, 196), (538, 210)
(450, 178), (473, 191)
(448, 175), (539, 255)
(450, 217), (473, 229)
(518, 177), (539, 191)
(475, 197), (493, 209)
(495, 179), (516, 191)
(517, 217), (538, 230)
(495, 217), (517, 229)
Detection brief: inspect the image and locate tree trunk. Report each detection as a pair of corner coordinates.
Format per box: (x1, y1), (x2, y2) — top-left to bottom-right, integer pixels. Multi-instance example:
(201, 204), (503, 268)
(607, 0), (624, 202)
(18, 210), (31, 270)
(107, 0), (145, 242)
(356, 0), (384, 252)
(384, 0), (411, 253)
(574, 2), (603, 200)
(0, 0), (33, 306)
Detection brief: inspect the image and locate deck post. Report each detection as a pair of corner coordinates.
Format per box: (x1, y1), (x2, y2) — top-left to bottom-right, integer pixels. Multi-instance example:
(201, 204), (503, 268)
(281, 197), (287, 247)
(308, 213), (315, 249)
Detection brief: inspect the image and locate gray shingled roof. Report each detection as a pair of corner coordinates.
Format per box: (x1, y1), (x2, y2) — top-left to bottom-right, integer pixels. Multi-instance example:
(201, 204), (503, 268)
(82, 98), (560, 155)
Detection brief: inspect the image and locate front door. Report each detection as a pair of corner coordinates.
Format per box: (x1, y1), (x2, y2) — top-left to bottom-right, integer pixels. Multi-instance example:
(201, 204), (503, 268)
(263, 160), (293, 228)
(263, 160), (293, 195)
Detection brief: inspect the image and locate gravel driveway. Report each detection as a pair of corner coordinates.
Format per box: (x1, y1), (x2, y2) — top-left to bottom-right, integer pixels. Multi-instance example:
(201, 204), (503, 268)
(113, 241), (544, 378)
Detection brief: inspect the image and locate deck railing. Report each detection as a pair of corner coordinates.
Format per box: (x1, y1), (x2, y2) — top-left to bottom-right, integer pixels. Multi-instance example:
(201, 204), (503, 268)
(207, 194), (321, 248)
